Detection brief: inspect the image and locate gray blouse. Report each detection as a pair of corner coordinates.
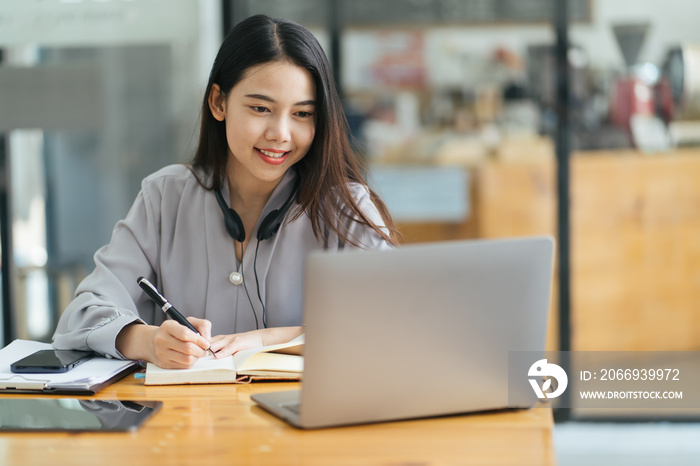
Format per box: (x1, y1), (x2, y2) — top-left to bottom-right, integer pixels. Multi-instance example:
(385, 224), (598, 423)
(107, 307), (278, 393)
(52, 164), (392, 358)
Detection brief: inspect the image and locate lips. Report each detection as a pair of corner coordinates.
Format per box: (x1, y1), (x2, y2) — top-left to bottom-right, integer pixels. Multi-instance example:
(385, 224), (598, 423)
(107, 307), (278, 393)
(256, 148), (290, 166)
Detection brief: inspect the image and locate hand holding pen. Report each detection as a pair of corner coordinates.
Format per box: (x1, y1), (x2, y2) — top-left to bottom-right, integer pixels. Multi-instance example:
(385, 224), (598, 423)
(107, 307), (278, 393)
(137, 277), (216, 357)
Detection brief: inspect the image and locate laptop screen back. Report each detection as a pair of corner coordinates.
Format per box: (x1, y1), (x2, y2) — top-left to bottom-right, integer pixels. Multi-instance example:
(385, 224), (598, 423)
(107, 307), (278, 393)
(297, 236), (554, 428)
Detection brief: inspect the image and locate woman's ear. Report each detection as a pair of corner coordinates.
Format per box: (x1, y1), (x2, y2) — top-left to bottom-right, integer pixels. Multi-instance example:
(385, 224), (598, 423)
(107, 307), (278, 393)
(208, 83), (226, 121)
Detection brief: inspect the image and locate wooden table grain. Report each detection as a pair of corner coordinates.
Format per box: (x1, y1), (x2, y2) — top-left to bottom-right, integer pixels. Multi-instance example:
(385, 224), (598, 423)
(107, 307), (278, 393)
(0, 375), (555, 465)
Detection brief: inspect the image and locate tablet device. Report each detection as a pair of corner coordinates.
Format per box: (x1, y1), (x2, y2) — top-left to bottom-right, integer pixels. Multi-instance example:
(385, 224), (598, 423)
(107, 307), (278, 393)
(0, 399), (162, 432)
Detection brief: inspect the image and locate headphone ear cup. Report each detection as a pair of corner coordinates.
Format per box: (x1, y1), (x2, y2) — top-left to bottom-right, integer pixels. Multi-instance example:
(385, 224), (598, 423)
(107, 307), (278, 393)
(257, 209), (282, 241)
(256, 176), (300, 241)
(214, 189), (245, 242)
(223, 208), (245, 242)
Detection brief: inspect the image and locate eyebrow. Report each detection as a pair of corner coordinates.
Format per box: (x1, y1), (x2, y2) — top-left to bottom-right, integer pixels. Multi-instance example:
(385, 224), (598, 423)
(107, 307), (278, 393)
(245, 94), (316, 106)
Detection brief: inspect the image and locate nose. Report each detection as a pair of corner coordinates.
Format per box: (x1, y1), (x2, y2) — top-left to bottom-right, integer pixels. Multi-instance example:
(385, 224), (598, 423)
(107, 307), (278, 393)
(265, 115), (291, 142)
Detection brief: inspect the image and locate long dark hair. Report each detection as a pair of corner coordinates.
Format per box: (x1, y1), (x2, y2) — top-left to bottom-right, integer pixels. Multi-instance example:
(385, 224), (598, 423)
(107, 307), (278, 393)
(191, 14), (398, 247)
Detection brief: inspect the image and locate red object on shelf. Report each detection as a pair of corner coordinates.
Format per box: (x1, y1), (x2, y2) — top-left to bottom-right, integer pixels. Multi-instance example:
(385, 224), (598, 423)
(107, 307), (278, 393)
(610, 77), (654, 129)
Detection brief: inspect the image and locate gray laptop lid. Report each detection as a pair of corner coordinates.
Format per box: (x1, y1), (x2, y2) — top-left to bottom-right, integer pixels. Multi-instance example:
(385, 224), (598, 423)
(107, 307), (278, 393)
(257, 236), (554, 429)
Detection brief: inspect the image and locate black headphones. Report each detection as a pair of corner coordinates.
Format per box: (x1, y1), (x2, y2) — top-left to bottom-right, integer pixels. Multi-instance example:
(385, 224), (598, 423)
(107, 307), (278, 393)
(214, 177), (300, 243)
(214, 177), (300, 330)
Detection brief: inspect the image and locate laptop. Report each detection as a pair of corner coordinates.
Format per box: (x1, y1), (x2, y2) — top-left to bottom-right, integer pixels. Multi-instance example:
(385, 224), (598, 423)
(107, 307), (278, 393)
(251, 236), (554, 429)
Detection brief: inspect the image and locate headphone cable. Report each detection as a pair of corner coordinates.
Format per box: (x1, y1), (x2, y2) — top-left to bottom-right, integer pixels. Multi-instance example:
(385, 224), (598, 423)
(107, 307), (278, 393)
(236, 240), (261, 330)
(253, 240), (267, 328)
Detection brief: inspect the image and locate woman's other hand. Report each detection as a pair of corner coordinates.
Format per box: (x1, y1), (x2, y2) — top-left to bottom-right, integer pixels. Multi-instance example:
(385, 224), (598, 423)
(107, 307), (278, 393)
(210, 326), (303, 358)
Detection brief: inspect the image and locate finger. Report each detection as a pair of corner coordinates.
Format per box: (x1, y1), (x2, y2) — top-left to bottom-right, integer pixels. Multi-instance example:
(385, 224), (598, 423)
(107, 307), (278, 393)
(209, 337), (246, 357)
(209, 335), (232, 354)
(154, 330), (207, 359)
(152, 341), (202, 369)
(162, 320), (211, 350)
(213, 345), (236, 358)
(160, 350), (201, 369)
(210, 334), (227, 346)
(209, 332), (263, 357)
(215, 338), (253, 358)
(188, 317), (213, 341)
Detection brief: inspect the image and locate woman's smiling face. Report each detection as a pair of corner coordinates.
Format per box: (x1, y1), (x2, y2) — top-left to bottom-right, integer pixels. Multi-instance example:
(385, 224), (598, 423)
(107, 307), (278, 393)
(209, 60), (316, 189)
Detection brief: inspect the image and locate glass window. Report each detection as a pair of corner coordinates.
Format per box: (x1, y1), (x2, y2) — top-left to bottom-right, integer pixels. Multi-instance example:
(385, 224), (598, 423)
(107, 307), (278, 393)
(0, 0), (222, 344)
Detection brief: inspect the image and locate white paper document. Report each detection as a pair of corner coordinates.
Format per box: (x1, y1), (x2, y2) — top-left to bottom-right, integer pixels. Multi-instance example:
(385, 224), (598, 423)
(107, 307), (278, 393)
(0, 340), (137, 394)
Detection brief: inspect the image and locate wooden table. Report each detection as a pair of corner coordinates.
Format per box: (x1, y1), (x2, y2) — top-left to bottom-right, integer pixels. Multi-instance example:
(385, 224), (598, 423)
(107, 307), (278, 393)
(0, 375), (555, 465)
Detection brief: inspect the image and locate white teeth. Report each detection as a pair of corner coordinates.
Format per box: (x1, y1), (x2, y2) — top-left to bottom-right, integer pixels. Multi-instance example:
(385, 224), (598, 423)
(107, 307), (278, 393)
(259, 149), (286, 158)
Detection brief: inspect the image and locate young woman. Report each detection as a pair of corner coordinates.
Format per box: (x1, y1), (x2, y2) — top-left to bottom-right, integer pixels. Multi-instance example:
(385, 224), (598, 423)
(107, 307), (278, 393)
(53, 15), (398, 369)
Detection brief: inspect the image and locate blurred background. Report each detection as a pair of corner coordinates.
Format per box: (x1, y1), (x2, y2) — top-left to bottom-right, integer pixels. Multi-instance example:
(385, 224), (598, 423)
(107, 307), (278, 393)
(1, 1), (699, 462)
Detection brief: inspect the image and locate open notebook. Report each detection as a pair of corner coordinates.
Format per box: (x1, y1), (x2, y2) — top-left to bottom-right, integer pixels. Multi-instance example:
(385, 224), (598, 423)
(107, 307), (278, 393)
(144, 335), (304, 385)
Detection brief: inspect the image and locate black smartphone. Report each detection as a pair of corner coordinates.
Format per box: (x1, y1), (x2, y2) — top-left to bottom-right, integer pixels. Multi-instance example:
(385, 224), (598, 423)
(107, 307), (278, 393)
(10, 349), (94, 373)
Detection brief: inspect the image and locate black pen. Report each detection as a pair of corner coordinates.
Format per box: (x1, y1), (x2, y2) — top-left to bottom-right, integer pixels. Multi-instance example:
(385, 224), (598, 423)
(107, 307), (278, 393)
(137, 276), (216, 357)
